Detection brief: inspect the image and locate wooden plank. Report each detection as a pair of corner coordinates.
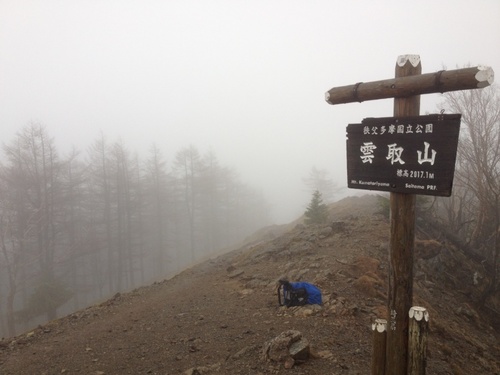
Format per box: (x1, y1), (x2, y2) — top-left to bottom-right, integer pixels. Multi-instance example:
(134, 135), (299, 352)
(325, 65), (494, 105)
(371, 319), (387, 375)
(346, 114), (461, 196)
(386, 54), (420, 375)
(408, 306), (430, 375)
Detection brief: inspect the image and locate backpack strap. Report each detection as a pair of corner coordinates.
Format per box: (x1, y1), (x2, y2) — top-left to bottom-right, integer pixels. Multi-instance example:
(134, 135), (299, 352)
(278, 280), (291, 306)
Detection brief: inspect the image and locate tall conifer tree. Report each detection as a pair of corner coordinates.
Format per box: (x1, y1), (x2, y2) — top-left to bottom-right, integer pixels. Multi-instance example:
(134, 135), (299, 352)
(304, 190), (328, 225)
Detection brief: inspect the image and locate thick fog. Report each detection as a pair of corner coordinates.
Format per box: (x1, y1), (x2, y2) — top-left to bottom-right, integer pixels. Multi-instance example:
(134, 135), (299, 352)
(1, 0), (499, 223)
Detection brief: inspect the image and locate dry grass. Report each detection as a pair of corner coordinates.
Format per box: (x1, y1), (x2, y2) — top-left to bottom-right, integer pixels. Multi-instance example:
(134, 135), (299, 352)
(415, 239), (442, 259)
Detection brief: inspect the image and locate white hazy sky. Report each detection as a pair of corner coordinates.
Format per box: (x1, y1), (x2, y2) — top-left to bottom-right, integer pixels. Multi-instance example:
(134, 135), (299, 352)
(1, 0), (499, 223)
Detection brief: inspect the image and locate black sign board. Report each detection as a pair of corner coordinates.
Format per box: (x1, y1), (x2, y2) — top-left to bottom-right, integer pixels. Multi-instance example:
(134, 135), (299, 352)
(346, 114), (461, 196)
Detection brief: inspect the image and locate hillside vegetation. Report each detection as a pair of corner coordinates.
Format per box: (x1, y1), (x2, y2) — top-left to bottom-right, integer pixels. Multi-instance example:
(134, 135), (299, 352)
(0, 195), (498, 375)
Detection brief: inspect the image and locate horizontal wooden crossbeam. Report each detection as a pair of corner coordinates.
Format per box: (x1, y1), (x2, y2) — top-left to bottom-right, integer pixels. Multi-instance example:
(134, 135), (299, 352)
(325, 66), (494, 105)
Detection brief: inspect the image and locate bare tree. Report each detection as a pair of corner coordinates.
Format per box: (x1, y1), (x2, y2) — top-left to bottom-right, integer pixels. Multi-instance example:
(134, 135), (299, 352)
(440, 84), (500, 305)
(198, 150), (226, 252)
(173, 145), (203, 263)
(143, 144), (170, 276)
(0, 183), (24, 336)
(0, 140), (25, 336)
(86, 134), (114, 295)
(108, 140), (143, 291)
(58, 147), (88, 310)
(2, 124), (71, 323)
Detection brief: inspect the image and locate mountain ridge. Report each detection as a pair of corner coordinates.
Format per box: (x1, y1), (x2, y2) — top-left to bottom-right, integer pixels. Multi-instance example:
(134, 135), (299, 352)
(1, 194), (498, 374)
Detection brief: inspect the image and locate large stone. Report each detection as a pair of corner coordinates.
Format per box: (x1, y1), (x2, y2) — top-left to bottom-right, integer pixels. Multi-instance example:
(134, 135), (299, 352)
(288, 337), (310, 360)
(262, 330), (310, 367)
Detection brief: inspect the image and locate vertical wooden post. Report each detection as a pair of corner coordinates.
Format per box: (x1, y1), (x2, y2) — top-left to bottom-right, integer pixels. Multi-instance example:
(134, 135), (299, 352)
(371, 318), (387, 375)
(408, 306), (429, 375)
(386, 55), (421, 375)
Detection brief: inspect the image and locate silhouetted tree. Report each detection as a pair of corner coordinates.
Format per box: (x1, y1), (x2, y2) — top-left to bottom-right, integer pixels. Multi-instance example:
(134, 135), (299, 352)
(198, 150), (224, 252)
(2, 124), (69, 322)
(111, 140), (135, 291)
(0, 139), (28, 336)
(173, 145), (203, 263)
(144, 144), (170, 276)
(86, 134), (114, 295)
(59, 147), (88, 310)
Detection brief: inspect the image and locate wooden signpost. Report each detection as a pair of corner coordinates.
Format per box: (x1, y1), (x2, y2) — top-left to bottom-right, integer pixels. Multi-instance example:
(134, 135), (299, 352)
(325, 55), (494, 374)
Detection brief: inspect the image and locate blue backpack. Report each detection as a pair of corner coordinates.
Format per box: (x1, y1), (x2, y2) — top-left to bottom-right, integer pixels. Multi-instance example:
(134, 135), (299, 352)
(278, 280), (322, 307)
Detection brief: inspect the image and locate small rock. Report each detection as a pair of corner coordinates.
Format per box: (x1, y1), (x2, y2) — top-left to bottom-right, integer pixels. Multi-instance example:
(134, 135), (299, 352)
(319, 226), (333, 238)
(314, 350), (334, 359)
(284, 357), (295, 369)
(331, 221), (346, 233)
(227, 269), (244, 278)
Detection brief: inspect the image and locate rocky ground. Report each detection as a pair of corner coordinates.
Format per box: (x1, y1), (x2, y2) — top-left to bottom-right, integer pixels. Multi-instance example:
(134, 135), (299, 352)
(0, 195), (498, 375)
